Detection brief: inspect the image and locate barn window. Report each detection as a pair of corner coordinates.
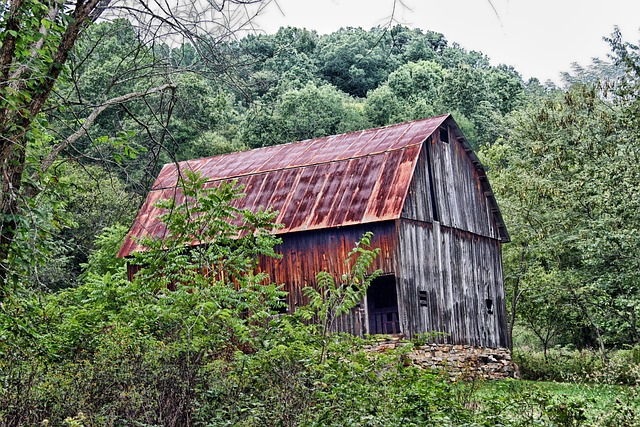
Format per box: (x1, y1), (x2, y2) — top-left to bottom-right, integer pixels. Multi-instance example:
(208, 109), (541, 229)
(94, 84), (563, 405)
(367, 275), (400, 335)
(485, 298), (494, 315)
(418, 290), (428, 307)
(439, 126), (449, 144)
(277, 296), (289, 314)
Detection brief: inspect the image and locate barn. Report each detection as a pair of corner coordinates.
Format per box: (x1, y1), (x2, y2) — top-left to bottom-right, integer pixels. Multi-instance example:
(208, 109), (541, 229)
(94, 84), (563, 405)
(118, 114), (510, 348)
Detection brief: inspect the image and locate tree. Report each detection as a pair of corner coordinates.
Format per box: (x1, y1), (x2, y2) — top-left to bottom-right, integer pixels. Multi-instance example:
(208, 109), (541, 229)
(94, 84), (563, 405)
(388, 25), (446, 63)
(364, 60), (445, 127)
(240, 81), (368, 148)
(483, 76), (640, 351)
(32, 163), (139, 289)
(0, 0), (272, 288)
(315, 27), (400, 98)
(231, 26), (320, 100)
(1, 0), (106, 287)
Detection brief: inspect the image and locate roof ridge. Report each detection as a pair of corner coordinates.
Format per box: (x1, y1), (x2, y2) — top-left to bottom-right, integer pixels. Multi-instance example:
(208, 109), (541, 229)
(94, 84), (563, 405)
(163, 114), (451, 170)
(152, 115), (450, 191)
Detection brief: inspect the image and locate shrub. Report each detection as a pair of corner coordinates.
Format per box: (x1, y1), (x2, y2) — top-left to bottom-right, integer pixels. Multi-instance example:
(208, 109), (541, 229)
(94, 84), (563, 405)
(596, 387), (640, 427)
(514, 347), (640, 385)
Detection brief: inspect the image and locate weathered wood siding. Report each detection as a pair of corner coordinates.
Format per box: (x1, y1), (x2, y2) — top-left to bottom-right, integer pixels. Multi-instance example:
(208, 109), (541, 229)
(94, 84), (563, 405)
(398, 129), (508, 347)
(257, 221), (399, 336)
(397, 220), (508, 347)
(406, 132), (500, 240)
(401, 142), (434, 223)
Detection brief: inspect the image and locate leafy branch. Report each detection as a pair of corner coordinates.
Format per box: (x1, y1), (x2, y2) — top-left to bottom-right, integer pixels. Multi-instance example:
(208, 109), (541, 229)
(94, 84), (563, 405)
(297, 231), (381, 362)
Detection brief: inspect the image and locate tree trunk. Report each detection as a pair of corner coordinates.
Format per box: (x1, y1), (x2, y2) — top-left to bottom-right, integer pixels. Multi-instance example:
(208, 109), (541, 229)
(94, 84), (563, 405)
(0, 0), (112, 287)
(507, 244), (528, 350)
(0, 142), (26, 289)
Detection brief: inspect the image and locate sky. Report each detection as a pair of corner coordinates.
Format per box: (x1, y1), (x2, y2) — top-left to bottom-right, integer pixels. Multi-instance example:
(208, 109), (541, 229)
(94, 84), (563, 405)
(253, 0), (640, 84)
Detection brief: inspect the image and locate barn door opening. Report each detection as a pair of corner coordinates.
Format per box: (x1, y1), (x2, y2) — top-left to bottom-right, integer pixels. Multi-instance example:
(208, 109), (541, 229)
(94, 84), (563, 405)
(367, 275), (400, 335)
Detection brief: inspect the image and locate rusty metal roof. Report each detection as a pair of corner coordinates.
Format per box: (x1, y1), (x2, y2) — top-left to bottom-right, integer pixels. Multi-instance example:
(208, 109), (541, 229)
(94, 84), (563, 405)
(118, 115), (453, 258)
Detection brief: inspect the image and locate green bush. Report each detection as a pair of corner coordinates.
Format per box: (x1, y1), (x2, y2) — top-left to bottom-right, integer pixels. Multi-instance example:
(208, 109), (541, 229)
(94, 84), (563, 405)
(514, 347), (640, 385)
(193, 336), (470, 427)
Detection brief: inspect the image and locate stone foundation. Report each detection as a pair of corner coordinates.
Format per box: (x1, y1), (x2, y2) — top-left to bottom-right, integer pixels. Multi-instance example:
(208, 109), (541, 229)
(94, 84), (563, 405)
(363, 337), (518, 380)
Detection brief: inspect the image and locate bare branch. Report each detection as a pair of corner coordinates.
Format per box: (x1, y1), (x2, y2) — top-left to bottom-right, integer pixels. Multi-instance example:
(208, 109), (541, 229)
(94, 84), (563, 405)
(35, 83), (176, 179)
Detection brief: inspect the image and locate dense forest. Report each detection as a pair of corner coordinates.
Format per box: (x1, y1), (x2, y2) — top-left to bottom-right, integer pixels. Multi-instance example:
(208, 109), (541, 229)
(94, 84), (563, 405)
(1, 0), (639, 425)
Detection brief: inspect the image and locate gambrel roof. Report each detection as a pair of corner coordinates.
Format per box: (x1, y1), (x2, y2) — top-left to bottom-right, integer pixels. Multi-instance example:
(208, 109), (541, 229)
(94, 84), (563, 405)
(118, 114), (508, 258)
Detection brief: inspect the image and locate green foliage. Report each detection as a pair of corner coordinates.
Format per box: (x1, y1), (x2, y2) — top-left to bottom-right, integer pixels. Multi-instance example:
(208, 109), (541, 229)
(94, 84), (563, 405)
(233, 27), (321, 99)
(41, 163), (138, 289)
(387, 60), (445, 101)
(597, 386), (640, 427)
(478, 379), (640, 427)
(162, 73), (245, 162)
(514, 347), (640, 385)
(364, 61), (444, 126)
(2, 174), (71, 288)
(80, 224), (129, 278)
(476, 380), (589, 426)
(69, 19), (149, 102)
(483, 55), (640, 350)
(226, 24), (524, 149)
(364, 57), (522, 146)
(0, 0), (67, 111)
(315, 27), (400, 97)
(53, 19), (161, 170)
(194, 339), (472, 427)
(241, 82), (368, 147)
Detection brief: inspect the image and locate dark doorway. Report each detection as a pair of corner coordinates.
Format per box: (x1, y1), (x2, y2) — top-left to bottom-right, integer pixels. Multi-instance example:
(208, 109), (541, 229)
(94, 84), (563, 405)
(367, 275), (400, 335)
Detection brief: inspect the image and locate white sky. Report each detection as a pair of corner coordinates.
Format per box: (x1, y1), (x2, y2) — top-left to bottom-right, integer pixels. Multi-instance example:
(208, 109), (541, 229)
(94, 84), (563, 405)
(253, 0), (640, 84)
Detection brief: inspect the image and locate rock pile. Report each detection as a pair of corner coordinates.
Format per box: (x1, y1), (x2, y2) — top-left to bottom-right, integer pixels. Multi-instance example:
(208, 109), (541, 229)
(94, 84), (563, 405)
(364, 337), (518, 380)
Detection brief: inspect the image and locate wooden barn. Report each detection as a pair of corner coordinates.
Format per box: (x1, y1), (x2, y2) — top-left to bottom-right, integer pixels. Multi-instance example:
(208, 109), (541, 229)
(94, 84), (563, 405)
(118, 114), (510, 348)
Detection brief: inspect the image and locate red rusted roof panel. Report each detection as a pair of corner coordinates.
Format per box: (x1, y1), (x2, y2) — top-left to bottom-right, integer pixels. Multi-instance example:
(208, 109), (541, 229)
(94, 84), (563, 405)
(306, 160), (348, 229)
(325, 157), (370, 227)
(302, 136), (344, 164)
(364, 151), (399, 220)
(284, 164), (324, 231)
(119, 116), (450, 257)
(344, 153), (385, 223)
(151, 115), (448, 191)
(378, 144), (422, 219)
(330, 130), (376, 160)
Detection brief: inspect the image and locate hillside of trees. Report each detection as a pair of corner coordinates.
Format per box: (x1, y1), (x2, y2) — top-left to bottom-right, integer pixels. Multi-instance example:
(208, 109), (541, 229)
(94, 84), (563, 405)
(1, 1), (639, 424)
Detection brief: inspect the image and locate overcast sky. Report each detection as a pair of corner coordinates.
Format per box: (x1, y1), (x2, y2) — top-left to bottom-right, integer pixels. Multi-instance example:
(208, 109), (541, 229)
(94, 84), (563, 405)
(253, 0), (640, 83)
